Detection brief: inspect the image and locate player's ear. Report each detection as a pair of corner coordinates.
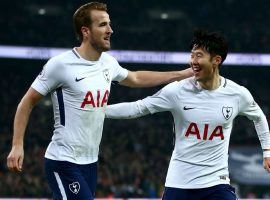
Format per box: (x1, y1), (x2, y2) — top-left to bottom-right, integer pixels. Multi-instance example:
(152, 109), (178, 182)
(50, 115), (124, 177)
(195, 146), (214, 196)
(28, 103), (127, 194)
(81, 26), (90, 39)
(212, 55), (222, 66)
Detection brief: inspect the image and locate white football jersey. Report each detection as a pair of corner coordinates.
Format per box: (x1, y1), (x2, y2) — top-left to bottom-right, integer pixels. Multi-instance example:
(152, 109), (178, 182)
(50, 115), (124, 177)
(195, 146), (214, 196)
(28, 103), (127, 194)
(141, 77), (269, 188)
(31, 48), (128, 164)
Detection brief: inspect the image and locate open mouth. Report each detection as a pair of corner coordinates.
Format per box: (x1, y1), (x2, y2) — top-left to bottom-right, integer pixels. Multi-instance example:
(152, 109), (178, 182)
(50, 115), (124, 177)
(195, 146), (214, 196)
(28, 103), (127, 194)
(192, 66), (201, 74)
(104, 36), (110, 41)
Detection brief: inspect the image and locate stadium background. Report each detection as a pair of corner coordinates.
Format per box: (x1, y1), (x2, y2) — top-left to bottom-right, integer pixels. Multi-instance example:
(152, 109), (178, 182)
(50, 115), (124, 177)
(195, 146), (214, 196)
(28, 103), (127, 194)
(1, 0), (270, 199)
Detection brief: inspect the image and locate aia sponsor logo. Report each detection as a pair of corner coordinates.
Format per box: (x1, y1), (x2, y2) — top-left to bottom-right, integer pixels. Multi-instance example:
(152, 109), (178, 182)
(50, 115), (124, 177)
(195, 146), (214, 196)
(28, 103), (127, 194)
(185, 122), (224, 140)
(81, 90), (109, 108)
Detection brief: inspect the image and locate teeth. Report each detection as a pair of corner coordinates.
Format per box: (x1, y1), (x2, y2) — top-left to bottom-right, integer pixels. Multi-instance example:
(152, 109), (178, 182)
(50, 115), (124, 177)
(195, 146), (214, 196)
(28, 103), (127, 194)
(192, 66), (201, 72)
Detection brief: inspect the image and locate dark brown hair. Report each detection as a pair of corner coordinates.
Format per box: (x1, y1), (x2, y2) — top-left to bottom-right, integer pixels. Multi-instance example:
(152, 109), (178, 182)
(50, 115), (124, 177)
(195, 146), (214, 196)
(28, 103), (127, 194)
(73, 2), (107, 41)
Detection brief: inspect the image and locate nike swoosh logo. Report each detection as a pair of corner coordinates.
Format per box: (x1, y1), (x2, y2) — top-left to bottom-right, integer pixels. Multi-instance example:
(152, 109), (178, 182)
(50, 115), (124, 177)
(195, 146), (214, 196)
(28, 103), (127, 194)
(75, 77), (86, 82)
(183, 106), (196, 110)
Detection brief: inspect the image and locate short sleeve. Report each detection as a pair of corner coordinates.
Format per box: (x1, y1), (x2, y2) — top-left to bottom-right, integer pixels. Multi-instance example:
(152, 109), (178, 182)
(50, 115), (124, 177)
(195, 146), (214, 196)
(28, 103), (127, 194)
(111, 58), (128, 82)
(31, 58), (63, 96)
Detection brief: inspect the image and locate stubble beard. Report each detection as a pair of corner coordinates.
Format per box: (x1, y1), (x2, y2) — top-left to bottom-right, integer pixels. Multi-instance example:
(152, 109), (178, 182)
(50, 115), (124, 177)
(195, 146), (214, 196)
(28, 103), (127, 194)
(90, 40), (110, 53)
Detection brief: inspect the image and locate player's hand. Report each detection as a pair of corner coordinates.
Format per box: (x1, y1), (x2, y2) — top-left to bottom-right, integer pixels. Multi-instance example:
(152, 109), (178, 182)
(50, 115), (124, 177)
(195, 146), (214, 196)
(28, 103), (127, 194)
(178, 68), (194, 80)
(7, 145), (24, 172)
(263, 157), (270, 173)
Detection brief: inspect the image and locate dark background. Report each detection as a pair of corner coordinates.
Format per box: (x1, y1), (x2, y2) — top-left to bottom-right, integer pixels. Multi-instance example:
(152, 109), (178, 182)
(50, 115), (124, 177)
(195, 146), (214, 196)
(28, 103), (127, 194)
(0, 0), (270, 198)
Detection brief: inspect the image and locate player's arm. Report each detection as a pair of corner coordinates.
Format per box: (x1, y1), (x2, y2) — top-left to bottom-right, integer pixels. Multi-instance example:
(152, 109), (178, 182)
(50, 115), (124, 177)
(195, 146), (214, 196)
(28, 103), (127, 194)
(255, 112), (270, 172)
(263, 150), (270, 172)
(106, 100), (150, 119)
(7, 87), (43, 172)
(239, 87), (270, 172)
(106, 82), (175, 119)
(248, 105), (270, 172)
(257, 117), (270, 172)
(119, 68), (193, 87)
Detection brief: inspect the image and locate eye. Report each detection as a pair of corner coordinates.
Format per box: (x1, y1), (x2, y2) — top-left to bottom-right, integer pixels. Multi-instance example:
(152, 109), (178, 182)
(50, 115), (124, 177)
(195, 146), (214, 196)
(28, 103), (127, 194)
(197, 53), (203, 58)
(99, 22), (107, 27)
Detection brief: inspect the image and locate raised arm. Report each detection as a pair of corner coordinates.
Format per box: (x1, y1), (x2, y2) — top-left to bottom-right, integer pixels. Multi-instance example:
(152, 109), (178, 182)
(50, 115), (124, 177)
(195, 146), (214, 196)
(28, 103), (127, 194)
(7, 87), (43, 172)
(119, 68), (193, 88)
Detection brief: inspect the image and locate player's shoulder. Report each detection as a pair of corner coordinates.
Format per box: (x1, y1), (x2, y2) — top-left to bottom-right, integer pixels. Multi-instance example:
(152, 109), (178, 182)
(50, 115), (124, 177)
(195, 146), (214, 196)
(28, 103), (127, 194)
(100, 52), (118, 64)
(165, 77), (193, 87)
(157, 77), (197, 96)
(41, 50), (75, 76)
(174, 77), (199, 92)
(155, 78), (193, 101)
(224, 78), (247, 92)
(47, 49), (73, 66)
(159, 78), (190, 95)
(223, 77), (252, 98)
(163, 80), (183, 91)
(224, 78), (241, 88)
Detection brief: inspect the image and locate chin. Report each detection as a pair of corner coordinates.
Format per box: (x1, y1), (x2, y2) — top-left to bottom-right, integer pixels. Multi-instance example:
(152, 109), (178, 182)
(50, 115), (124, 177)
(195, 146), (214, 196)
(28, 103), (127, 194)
(96, 46), (110, 53)
(194, 75), (200, 80)
(195, 76), (202, 82)
(101, 44), (111, 52)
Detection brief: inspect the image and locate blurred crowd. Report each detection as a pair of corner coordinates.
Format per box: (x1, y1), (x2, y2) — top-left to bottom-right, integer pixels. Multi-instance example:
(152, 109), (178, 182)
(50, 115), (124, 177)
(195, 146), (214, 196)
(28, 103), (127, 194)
(0, 63), (269, 198)
(1, 0), (270, 52)
(1, 0), (270, 198)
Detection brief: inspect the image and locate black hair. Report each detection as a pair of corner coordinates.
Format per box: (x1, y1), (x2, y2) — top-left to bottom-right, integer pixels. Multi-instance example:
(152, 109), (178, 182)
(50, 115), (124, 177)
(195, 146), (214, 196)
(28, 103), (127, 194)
(190, 29), (228, 65)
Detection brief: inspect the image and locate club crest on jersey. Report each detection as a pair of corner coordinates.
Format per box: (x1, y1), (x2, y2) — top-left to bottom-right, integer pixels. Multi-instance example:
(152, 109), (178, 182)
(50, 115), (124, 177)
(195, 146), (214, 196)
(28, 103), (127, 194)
(222, 106), (233, 120)
(69, 182), (80, 194)
(103, 69), (110, 83)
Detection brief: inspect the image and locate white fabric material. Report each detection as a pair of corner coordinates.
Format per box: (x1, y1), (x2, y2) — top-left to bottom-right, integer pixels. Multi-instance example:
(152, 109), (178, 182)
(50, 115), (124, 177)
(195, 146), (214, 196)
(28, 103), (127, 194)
(263, 151), (270, 158)
(31, 48), (128, 164)
(106, 76), (270, 188)
(105, 101), (150, 119)
(54, 172), (67, 200)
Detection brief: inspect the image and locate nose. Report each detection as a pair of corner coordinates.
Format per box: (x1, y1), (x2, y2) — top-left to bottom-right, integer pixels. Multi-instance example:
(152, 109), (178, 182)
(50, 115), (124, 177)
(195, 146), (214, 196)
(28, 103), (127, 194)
(191, 56), (198, 65)
(107, 25), (113, 34)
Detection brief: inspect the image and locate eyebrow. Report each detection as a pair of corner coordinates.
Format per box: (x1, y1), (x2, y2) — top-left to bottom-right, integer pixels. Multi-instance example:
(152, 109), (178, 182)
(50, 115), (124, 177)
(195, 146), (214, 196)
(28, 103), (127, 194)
(191, 51), (204, 54)
(99, 20), (111, 24)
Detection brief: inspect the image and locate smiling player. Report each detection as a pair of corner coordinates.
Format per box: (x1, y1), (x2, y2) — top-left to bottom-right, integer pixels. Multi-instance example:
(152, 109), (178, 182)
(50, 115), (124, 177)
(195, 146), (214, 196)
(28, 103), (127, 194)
(6, 2), (193, 199)
(105, 30), (270, 200)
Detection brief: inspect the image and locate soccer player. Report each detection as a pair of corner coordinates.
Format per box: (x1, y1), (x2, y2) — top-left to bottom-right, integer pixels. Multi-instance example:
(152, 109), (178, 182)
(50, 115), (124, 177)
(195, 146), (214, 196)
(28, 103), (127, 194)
(105, 30), (270, 200)
(6, 2), (192, 199)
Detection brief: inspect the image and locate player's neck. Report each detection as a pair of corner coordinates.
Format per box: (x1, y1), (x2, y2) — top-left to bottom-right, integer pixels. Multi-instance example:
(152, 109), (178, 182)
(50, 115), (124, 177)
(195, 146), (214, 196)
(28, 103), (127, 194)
(76, 42), (102, 61)
(199, 74), (221, 90)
